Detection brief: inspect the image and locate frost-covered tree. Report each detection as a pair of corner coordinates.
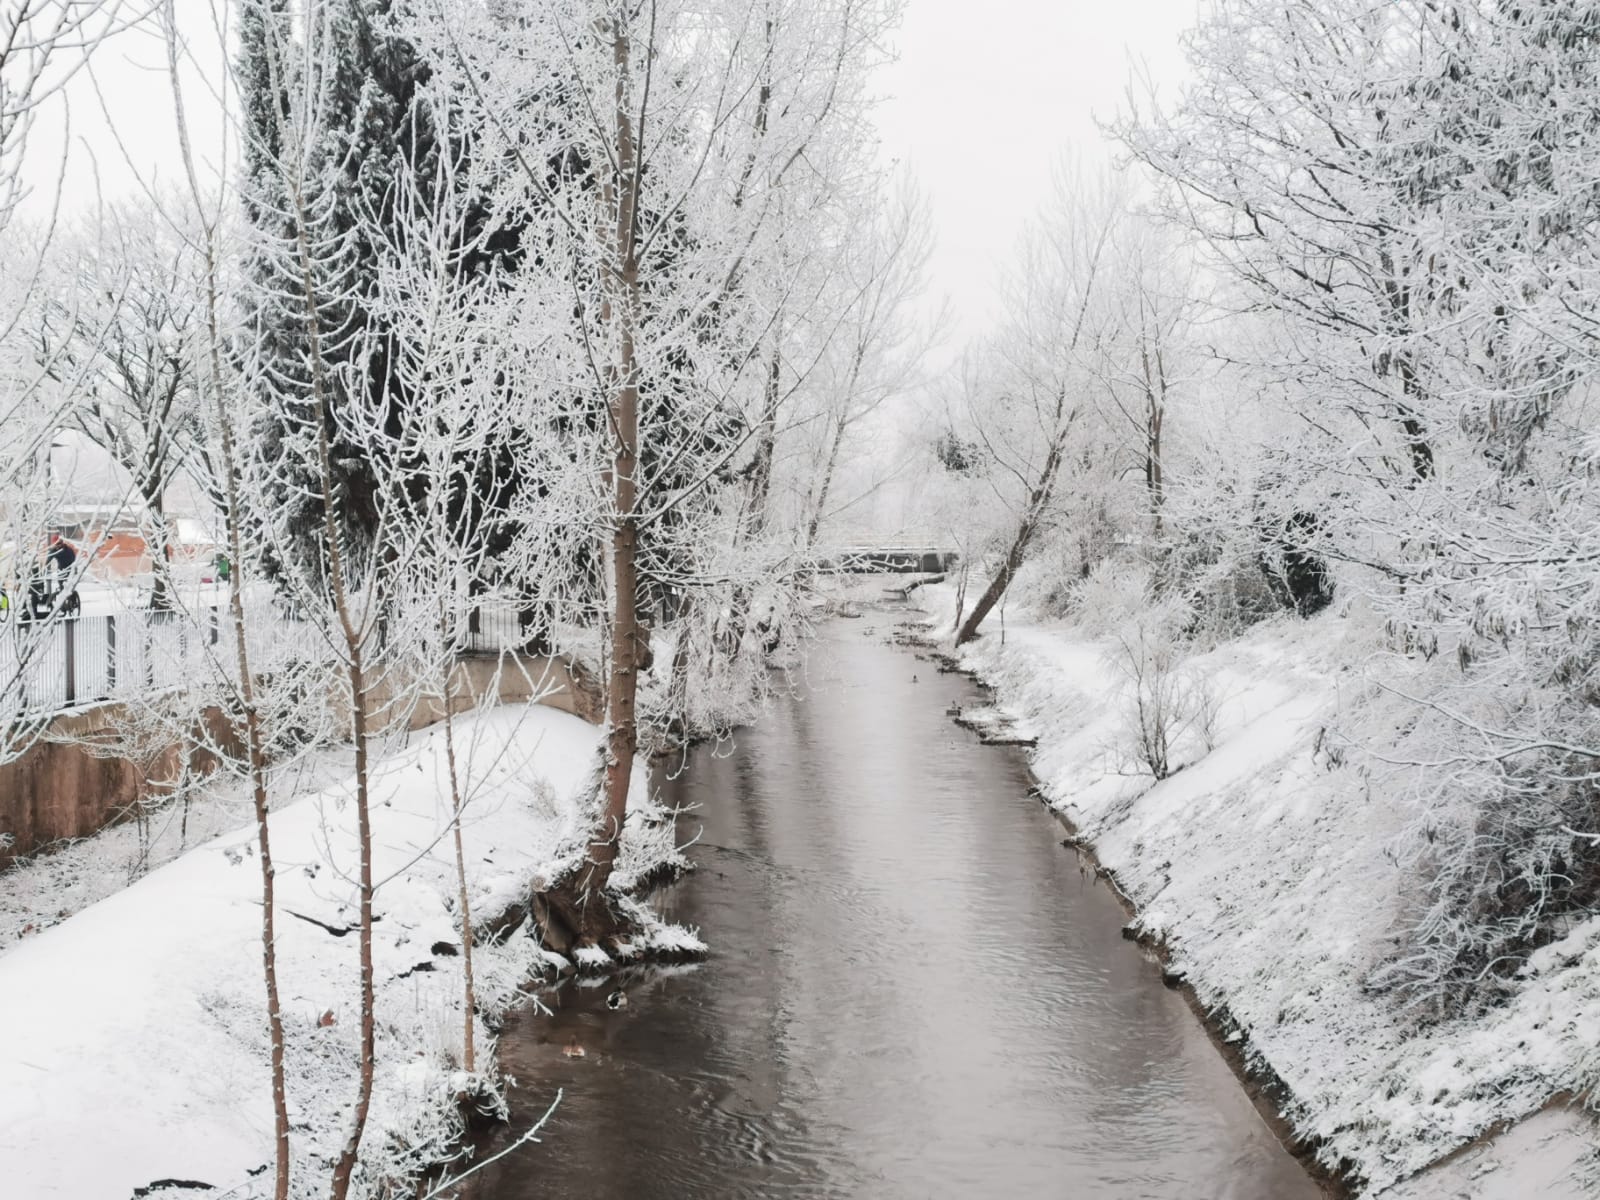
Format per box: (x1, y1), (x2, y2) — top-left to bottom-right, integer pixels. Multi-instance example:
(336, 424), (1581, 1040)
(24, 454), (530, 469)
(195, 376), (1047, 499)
(0, 0), (146, 761)
(949, 166), (1125, 647)
(1086, 218), (1201, 538)
(31, 202), (206, 608)
(239, 0), (381, 569)
(1118, 0), (1600, 1010)
(411, 0), (900, 937)
(793, 181), (937, 549)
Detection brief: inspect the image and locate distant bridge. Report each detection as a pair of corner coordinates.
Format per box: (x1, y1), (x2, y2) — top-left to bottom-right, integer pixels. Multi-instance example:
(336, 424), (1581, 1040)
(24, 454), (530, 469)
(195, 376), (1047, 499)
(819, 545), (958, 574)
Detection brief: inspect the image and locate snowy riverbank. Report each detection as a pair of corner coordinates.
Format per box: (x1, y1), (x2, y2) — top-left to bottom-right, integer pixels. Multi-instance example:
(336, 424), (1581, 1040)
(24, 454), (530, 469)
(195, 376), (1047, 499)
(912, 584), (1600, 1197)
(0, 703), (697, 1199)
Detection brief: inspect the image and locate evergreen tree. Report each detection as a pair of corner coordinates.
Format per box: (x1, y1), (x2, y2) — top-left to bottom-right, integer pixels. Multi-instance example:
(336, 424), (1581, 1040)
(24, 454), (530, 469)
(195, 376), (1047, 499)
(238, 0), (527, 584)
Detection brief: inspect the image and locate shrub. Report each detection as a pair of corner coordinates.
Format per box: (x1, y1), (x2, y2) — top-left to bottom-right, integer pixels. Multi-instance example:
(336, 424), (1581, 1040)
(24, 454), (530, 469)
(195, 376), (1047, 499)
(1367, 694), (1600, 1020)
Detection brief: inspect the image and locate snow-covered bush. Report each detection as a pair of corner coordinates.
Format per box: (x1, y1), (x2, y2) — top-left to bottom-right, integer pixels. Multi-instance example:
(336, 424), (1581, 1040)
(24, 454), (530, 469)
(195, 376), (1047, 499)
(1067, 559), (1156, 638)
(1185, 551), (1285, 643)
(1106, 597), (1209, 781)
(1359, 669), (1600, 1020)
(1020, 536), (1092, 617)
(640, 566), (814, 745)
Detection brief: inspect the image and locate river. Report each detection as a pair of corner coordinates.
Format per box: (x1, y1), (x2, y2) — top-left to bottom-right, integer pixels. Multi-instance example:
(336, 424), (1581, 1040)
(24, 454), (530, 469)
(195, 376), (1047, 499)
(463, 610), (1323, 1199)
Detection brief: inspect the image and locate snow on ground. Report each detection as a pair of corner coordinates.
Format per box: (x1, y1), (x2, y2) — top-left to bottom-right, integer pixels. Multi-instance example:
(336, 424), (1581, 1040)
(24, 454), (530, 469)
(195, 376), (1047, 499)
(912, 584), (1600, 1196)
(1378, 1106), (1594, 1200)
(0, 744), (358, 953)
(0, 703), (691, 1200)
(71, 580), (234, 617)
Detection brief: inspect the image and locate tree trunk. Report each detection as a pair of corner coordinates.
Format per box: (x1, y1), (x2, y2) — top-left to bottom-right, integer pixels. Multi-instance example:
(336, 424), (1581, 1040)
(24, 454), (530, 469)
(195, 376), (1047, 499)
(200, 247), (291, 1200)
(326, 650), (374, 1200)
(580, 13), (645, 917)
(144, 484), (176, 612)
(289, 188), (375, 1200)
(804, 411), (849, 549)
(746, 329), (782, 536)
(1146, 393), (1164, 537)
(954, 440), (1063, 647)
(441, 689), (476, 1075)
(955, 522), (1035, 647)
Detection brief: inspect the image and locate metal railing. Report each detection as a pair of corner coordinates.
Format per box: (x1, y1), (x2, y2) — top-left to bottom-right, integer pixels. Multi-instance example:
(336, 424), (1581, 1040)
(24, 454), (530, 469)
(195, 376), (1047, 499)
(0, 603), (321, 720)
(0, 610), (230, 717)
(0, 600), (561, 721)
(462, 605), (552, 657)
(821, 547), (958, 574)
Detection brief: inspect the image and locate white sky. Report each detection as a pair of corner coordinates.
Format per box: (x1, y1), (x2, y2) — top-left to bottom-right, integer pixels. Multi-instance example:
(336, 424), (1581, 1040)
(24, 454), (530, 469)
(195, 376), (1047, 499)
(20, 0), (1200, 530)
(872, 0), (1197, 343)
(24, 1), (232, 221)
(28, 0), (1198, 341)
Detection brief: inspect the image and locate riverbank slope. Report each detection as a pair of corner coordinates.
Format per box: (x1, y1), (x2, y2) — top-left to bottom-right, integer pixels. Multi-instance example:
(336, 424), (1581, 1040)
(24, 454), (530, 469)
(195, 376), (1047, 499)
(0, 703), (694, 1199)
(913, 583), (1600, 1197)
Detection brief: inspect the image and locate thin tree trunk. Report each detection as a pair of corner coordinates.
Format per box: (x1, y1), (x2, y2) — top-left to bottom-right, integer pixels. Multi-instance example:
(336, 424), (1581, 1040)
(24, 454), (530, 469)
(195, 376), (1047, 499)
(201, 244), (292, 1200)
(582, 12), (645, 913)
(955, 440), (1063, 647)
(168, 18), (289, 1190)
(747, 330), (782, 536)
(441, 673), (476, 1074)
(1379, 252), (1433, 481)
(804, 411), (849, 549)
(288, 190), (376, 1200)
(325, 649), (374, 1200)
(1139, 331), (1166, 538)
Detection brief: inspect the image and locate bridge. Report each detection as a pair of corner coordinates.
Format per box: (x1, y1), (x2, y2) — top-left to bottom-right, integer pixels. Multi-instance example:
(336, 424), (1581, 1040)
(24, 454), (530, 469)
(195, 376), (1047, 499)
(820, 545), (958, 574)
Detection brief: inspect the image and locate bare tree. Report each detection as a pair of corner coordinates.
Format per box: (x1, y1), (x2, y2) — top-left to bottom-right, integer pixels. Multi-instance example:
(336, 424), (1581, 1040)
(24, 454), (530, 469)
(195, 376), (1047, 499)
(953, 167), (1122, 647)
(162, 0), (297, 1191)
(31, 201), (203, 608)
(0, 0), (139, 236)
(1085, 218), (1200, 539)
(0, 0), (143, 764)
(800, 180), (938, 549)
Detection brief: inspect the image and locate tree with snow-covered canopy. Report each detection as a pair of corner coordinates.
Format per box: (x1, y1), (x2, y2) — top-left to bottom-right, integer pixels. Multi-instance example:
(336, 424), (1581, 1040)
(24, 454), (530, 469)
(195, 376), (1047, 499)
(408, 0), (902, 938)
(29, 200), (208, 610)
(1116, 0), (1600, 1012)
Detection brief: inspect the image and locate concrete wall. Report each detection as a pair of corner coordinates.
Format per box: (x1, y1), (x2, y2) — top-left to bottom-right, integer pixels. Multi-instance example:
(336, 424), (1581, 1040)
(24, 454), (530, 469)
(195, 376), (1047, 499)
(341, 653), (603, 736)
(0, 652), (602, 865)
(0, 705), (146, 863)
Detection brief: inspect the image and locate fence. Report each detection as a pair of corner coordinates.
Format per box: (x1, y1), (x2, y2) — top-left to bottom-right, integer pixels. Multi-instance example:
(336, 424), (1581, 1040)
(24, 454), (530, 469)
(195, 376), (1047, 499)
(0, 610), (232, 718)
(462, 605), (551, 657)
(0, 601), (557, 721)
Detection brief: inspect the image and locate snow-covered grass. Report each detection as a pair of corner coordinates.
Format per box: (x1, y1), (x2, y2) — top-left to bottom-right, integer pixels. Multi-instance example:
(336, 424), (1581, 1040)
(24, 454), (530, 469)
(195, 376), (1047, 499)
(914, 582), (1600, 1196)
(0, 702), (689, 1199)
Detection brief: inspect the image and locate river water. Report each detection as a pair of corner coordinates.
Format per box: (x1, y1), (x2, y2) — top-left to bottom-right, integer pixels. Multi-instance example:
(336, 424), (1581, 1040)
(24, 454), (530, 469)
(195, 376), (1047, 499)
(467, 612), (1322, 1199)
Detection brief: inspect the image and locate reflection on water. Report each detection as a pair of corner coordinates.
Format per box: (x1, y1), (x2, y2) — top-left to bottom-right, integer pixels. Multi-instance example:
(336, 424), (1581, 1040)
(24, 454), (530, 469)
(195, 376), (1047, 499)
(466, 615), (1322, 1199)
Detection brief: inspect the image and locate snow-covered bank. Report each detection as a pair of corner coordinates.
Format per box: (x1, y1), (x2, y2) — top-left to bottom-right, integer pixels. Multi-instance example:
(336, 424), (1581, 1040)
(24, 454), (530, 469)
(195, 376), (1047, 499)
(913, 585), (1600, 1197)
(0, 704), (697, 1199)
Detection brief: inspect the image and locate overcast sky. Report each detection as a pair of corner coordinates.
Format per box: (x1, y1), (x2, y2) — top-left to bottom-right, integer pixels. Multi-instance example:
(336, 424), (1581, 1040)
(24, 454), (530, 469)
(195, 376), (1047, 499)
(29, 0), (1198, 348)
(873, 0), (1197, 342)
(22, 0), (1199, 522)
